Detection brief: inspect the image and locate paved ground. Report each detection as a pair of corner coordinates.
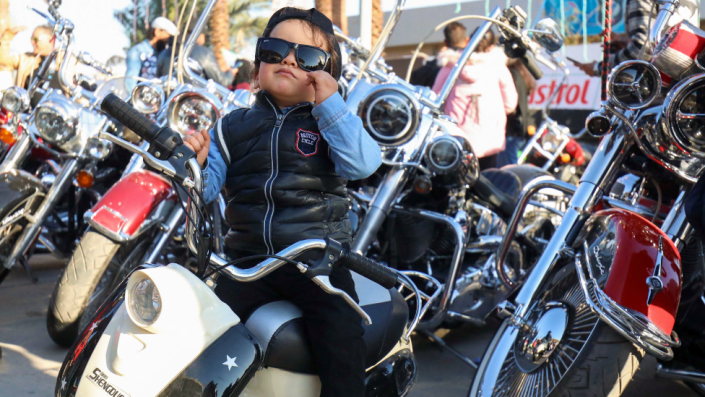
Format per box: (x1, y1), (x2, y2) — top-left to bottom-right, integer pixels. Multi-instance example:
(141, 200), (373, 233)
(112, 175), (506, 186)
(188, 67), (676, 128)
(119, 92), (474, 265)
(0, 258), (698, 397)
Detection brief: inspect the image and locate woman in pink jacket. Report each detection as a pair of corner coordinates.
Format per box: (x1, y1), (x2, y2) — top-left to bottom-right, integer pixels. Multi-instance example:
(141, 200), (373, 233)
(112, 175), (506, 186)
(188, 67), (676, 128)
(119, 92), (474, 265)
(432, 29), (518, 169)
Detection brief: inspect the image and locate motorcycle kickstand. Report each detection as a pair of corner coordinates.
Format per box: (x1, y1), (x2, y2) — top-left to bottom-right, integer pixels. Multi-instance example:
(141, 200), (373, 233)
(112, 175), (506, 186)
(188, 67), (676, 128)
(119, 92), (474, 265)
(18, 256), (37, 284)
(419, 329), (478, 369)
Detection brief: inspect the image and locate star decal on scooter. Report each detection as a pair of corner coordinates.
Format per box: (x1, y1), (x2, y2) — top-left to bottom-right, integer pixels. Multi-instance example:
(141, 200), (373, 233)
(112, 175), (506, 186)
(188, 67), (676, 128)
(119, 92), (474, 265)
(89, 321), (100, 333)
(61, 378), (67, 390)
(222, 355), (238, 371)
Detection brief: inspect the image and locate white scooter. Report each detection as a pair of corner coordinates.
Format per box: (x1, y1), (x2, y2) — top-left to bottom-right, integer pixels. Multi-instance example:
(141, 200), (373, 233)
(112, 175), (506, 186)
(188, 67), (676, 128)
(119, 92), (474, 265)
(53, 93), (438, 397)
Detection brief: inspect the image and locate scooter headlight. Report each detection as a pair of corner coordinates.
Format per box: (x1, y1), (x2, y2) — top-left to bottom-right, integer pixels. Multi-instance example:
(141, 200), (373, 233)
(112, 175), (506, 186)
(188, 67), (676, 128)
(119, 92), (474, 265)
(2, 86), (30, 113)
(127, 277), (162, 326)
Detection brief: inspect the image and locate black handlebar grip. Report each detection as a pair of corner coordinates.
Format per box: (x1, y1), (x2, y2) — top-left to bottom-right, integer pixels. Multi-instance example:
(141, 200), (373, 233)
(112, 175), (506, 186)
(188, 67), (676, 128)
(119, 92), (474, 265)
(340, 245), (397, 289)
(101, 93), (160, 143)
(521, 53), (544, 80)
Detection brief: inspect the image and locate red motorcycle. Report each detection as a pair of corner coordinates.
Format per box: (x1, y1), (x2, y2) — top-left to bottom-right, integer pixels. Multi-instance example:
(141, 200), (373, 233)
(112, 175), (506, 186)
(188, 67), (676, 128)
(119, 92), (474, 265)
(518, 54), (590, 185)
(470, 2), (705, 396)
(46, 39), (250, 346)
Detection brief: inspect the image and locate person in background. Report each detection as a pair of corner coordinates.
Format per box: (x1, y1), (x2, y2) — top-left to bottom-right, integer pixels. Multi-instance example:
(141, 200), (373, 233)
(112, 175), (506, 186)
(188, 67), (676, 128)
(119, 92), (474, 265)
(0, 25), (54, 89)
(496, 57), (536, 167)
(156, 19), (234, 88)
(572, 0), (698, 76)
(125, 16), (177, 92)
(432, 29), (518, 170)
(411, 22), (468, 88)
(230, 58), (253, 91)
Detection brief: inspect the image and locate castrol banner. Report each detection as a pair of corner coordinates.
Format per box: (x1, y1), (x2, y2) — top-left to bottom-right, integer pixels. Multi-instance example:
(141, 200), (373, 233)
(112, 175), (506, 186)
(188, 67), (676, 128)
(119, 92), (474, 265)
(528, 43), (603, 111)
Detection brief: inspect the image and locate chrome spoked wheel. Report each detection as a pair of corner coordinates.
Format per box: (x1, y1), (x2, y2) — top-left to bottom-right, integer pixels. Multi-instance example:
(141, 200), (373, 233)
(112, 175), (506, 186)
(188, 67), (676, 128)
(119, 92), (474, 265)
(470, 268), (600, 397)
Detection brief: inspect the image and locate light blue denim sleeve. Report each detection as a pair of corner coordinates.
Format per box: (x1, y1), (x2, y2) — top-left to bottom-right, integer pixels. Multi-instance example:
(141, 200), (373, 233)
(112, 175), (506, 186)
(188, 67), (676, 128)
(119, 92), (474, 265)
(124, 43), (144, 93)
(202, 128), (228, 203)
(311, 92), (382, 180)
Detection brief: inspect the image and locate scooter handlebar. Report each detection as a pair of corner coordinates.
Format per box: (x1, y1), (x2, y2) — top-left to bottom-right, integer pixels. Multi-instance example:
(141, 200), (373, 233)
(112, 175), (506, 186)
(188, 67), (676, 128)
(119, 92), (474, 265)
(339, 244), (398, 289)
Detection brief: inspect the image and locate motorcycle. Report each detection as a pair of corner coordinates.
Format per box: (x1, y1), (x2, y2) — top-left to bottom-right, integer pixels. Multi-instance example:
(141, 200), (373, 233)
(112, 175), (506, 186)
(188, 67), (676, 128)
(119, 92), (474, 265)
(470, 1), (705, 395)
(54, 60), (440, 395)
(0, 1), (131, 285)
(336, 2), (566, 335)
(45, 13), (250, 346)
(517, 54), (591, 185)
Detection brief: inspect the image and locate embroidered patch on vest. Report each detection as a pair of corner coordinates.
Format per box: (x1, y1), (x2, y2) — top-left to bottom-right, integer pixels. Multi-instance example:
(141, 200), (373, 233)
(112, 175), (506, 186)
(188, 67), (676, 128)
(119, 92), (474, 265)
(295, 129), (320, 157)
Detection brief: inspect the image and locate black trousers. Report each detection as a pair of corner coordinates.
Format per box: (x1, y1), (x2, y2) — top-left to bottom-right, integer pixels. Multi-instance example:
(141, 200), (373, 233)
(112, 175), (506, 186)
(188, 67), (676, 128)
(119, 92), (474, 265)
(214, 250), (366, 397)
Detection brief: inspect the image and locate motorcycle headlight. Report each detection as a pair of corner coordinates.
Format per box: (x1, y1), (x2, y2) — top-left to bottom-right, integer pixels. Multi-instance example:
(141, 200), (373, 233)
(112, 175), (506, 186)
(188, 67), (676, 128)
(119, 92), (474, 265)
(2, 86), (30, 113)
(660, 74), (705, 158)
(358, 84), (420, 146)
(131, 83), (164, 114)
(34, 95), (79, 144)
(167, 91), (220, 135)
(608, 61), (661, 109)
(540, 131), (561, 153)
(86, 137), (113, 160)
(127, 276), (162, 326)
(425, 136), (463, 174)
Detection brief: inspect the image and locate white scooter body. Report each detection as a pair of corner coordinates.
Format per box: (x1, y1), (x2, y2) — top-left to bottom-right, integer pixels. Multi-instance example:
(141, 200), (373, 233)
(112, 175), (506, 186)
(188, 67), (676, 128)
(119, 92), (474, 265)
(58, 264), (415, 397)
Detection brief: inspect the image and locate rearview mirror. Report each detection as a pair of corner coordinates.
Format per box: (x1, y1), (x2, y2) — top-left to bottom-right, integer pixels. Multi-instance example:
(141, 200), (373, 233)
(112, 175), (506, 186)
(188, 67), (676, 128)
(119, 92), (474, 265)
(533, 19), (565, 52)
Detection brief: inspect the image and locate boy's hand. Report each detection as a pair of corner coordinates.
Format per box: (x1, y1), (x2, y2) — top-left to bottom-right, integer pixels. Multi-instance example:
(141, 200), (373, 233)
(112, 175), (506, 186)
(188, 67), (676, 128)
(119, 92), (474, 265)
(183, 130), (210, 167)
(306, 71), (338, 105)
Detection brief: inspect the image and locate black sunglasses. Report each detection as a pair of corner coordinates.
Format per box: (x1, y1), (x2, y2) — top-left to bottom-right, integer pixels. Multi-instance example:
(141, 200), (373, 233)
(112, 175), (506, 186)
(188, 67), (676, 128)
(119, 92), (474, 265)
(256, 37), (331, 73)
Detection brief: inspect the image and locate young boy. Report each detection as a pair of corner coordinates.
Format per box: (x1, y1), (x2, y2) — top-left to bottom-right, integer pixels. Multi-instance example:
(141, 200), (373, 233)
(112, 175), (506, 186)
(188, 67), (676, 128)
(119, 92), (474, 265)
(183, 7), (382, 397)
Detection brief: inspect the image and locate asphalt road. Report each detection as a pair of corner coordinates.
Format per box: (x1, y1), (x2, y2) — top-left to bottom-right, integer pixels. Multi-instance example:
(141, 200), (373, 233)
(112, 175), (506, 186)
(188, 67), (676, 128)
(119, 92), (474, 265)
(0, 258), (698, 397)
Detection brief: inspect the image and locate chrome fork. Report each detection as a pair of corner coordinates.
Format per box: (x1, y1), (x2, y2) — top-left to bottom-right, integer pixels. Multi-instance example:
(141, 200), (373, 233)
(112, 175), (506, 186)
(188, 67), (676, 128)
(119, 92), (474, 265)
(0, 134), (32, 174)
(4, 158), (80, 270)
(510, 129), (630, 319)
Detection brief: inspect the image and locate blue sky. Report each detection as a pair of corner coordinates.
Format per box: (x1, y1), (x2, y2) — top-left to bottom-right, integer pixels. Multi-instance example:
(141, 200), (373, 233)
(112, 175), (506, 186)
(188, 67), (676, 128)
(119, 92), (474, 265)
(8, 0), (476, 62)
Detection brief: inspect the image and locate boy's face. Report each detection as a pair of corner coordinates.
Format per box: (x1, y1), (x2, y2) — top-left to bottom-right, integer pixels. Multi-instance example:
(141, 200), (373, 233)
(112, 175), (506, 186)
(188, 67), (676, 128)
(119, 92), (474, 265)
(257, 19), (323, 107)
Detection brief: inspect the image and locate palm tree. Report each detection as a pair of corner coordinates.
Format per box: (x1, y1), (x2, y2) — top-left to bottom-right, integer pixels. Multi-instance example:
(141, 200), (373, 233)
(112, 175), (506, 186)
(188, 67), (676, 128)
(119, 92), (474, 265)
(115, 0), (267, 53)
(372, 0), (382, 46)
(210, 0), (230, 71)
(317, 0), (346, 35)
(228, 0), (268, 53)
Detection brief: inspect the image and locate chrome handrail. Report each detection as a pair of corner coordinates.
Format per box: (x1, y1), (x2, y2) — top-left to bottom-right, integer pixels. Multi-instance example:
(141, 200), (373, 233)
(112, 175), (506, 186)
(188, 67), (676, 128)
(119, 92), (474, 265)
(495, 176), (577, 288)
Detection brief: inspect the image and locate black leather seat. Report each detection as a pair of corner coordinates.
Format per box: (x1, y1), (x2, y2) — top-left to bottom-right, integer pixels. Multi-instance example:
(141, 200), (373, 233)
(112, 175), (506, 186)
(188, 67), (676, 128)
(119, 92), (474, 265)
(473, 165), (551, 219)
(245, 273), (409, 374)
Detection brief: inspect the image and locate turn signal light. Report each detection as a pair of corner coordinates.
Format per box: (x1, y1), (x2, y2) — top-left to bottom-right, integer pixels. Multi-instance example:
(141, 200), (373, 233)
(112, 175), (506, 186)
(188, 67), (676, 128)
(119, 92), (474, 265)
(527, 125), (537, 136)
(76, 170), (95, 188)
(561, 153), (572, 163)
(0, 127), (16, 145)
(413, 175), (432, 194)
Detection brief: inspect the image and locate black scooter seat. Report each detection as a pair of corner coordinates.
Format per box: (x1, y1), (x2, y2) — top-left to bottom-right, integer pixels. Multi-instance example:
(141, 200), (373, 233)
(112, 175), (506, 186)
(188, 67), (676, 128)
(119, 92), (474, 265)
(245, 273), (409, 374)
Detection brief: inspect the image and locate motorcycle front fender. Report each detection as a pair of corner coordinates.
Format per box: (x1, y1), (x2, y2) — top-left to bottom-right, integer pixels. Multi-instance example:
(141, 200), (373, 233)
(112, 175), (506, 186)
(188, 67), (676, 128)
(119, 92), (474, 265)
(85, 170), (174, 242)
(574, 209), (682, 359)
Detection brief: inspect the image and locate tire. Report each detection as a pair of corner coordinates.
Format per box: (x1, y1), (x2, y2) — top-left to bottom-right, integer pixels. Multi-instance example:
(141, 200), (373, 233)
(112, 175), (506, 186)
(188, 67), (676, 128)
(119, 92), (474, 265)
(552, 323), (645, 397)
(469, 263), (645, 397)
(47, 230), (151, 347)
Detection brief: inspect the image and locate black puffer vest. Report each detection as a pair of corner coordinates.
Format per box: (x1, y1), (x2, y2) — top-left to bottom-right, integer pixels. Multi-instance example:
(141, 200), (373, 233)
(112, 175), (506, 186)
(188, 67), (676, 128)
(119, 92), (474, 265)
(213, 91), (351, 254)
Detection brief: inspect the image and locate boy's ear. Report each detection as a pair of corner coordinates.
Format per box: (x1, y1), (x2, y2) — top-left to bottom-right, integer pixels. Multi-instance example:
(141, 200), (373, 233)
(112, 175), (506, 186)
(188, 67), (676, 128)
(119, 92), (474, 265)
(251, 70), (260, 90)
